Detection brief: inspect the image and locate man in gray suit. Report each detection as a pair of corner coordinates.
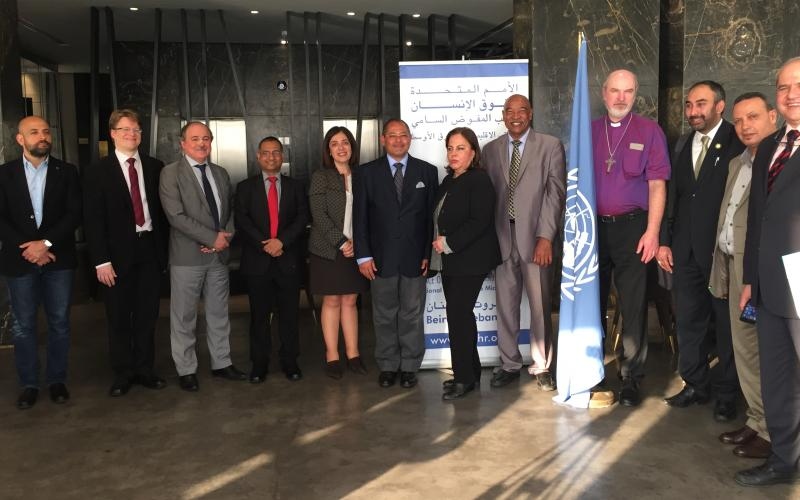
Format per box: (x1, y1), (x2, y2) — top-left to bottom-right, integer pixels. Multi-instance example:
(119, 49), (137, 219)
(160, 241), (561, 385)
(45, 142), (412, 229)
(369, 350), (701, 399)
(159, 121), (245, 392)
(483, 94), (566, 391)
(709, 92), (776, 459)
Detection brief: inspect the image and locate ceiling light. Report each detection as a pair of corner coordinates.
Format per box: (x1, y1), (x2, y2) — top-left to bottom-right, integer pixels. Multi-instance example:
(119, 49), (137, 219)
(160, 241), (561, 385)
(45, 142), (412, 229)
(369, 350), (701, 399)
(250, 10), (259, 14)
(280, 40), (287, 45)
(346, 12), (356, 16)
(412, 13), (421, 18)
(129, 7), (138, 11)
(405, 40), (412, 46)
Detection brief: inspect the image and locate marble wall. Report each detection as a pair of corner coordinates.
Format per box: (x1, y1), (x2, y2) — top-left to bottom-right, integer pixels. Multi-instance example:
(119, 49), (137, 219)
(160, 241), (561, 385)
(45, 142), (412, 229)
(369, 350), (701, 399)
(0, 0), (24, 164)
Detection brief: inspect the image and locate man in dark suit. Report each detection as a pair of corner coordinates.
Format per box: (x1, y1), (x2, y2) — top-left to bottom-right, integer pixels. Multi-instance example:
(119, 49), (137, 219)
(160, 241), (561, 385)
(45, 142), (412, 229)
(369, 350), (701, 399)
(353, 118), (438, 389)
(0, 116), (81, 409)
(159, 121), (244, 392)
(83, 109), (169, 397)
(235, 137), (308, 383)
(657, 81), (744, 420)
(736, 57), (800, 487)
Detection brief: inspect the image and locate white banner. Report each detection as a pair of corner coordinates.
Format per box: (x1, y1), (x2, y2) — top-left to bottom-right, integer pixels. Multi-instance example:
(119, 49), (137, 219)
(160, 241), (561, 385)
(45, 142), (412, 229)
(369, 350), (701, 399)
(398, 60), (532, 369)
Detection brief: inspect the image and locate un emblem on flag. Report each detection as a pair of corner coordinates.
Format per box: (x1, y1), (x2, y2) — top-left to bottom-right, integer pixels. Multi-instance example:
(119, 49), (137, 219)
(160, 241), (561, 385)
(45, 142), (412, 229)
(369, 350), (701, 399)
(561, 169), (598, 301)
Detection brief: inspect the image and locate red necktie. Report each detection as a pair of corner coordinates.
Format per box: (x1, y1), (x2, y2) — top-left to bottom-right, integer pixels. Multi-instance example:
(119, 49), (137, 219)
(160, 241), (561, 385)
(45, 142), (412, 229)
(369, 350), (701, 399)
(127, 158), (145, 227)
(267, 176), (278, 239)
(768, 129), (800, 193)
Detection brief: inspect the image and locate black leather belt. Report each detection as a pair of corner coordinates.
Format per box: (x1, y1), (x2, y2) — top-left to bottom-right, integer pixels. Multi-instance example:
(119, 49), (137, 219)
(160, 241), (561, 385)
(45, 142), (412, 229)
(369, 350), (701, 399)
(599, 209), (646, 223)
(136, 231), (152, 238)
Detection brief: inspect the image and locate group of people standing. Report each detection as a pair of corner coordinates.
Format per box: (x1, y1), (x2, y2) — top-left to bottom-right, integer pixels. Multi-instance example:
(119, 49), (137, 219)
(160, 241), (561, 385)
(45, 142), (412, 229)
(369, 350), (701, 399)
(1, 54), (799, 488)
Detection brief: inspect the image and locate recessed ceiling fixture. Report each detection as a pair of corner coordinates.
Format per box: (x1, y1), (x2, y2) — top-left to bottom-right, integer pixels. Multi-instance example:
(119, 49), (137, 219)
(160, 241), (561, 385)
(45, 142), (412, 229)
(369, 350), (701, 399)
(129, 7), (139, 11)
(250, 10), (259, 14)
(346, 12), (356, 16)
(405, 40), (412, 46)
(412, 13), (421, 18)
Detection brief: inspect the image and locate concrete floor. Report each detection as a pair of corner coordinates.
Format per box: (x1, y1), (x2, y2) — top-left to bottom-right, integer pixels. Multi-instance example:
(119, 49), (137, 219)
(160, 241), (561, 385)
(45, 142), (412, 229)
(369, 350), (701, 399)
(0, 296), (796, 500)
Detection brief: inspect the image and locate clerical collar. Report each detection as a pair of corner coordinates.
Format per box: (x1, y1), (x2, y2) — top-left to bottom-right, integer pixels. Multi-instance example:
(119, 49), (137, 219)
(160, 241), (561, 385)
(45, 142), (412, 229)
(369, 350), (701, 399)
(607, 113), (632, 128)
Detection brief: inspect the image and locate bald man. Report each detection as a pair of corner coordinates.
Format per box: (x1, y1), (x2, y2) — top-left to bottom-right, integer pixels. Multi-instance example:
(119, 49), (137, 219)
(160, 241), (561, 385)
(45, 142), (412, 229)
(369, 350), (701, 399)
(0, 116), (81, 409)
(593, 70), (670, 407)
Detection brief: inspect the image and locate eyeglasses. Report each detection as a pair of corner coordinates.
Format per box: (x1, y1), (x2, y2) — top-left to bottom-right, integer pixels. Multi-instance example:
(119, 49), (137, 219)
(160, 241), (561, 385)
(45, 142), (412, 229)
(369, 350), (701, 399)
(114, 127), (143, 134)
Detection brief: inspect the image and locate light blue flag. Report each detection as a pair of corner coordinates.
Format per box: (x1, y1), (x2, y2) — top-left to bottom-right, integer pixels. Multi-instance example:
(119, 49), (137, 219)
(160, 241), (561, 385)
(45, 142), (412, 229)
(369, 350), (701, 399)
(552, 37), (605, 408)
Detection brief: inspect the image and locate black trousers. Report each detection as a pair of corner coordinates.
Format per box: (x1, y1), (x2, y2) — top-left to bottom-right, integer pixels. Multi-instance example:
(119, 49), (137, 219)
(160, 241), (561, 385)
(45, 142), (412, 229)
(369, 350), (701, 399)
(598, 212), (648, 380)
(673, 251), (737, 400)
(442, 273), (487, 385)
(757, 302), (800, 471)
(245, 263), (300, 375)
(103, 232), (162, 380)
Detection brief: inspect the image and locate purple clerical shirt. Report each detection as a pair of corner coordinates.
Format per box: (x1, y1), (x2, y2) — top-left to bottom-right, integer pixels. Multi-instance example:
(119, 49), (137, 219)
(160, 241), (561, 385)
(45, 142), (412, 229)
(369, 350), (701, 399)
(591, 113), (670, 216)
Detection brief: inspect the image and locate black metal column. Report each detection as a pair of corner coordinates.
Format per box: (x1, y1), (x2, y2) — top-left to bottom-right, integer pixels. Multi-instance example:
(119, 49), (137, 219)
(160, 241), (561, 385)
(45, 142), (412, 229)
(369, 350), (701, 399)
(149, 9), (161, 157)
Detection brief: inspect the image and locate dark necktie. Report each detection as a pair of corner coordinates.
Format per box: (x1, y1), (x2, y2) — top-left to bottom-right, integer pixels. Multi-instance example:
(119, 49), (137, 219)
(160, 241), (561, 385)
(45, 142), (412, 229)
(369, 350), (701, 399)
(267, 176), (279, 239)
(126, 158), (145, 227)
(393, 163), (404, 202)
(768, 129), (800, 193)
(195, 163), (220, 230)
(508, 140), (521, 219)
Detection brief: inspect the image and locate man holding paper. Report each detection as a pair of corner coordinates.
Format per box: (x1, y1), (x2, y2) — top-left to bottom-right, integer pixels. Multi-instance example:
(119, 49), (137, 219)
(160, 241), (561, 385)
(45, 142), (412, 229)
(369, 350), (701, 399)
(736, 57), (800, 487)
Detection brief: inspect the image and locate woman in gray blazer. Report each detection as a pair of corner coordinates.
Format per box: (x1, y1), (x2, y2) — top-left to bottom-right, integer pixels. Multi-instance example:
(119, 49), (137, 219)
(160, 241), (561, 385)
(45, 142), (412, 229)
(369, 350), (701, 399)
(308, 127), (369, 379)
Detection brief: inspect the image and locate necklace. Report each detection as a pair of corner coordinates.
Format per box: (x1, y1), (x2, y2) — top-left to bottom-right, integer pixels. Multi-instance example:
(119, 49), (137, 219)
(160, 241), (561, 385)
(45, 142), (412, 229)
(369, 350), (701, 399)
(604, 114), (633, 173)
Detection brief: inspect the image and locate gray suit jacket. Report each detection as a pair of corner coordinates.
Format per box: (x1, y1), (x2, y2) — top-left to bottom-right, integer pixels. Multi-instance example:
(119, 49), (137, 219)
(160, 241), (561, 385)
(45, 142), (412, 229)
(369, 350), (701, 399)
(708, 152), (750, 299)
(483, 129), (566, 261)
(159, 157), (234, 266)
(308, 168), (348, 260)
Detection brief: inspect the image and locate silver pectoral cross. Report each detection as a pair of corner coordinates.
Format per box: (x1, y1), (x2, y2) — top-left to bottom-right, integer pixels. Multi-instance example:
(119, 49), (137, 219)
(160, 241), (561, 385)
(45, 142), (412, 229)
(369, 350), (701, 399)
(605, 157), (615, 173)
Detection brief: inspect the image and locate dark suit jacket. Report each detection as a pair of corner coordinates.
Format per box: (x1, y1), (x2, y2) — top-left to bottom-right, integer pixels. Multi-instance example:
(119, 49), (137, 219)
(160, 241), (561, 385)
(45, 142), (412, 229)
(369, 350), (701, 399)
(82, 152), (168, 274)
(744, 127), (800, 318)
(308, 168), (349, 260)
(0, 156), (81, 276)
(235, 173), (309, 276)
(660, 119), (744, 275)
(435, 168), (501, 276)
(353, 155), (438, 278)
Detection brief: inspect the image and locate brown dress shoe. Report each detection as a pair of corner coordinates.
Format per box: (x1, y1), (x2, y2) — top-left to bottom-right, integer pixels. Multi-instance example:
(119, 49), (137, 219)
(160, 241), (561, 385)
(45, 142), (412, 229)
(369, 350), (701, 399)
(719, 425), (757, 445)
(733, 436), (771, 459)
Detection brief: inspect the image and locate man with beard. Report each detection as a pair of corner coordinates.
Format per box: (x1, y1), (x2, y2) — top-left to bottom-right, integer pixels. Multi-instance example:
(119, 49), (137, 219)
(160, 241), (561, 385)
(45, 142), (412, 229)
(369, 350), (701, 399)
(658, 81), (744, 421)
(0, 116), (81, 409)
(591, 69), (670, 406)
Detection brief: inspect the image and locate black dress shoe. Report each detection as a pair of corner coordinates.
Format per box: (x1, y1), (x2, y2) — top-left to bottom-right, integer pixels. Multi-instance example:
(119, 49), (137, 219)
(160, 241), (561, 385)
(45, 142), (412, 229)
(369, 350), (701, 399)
(719, 425), (758, 445)
(490, 369), (520, 388)
(619, 378), (641, 407)
(132, 374), (167, 390)
(664, 385), (709, 407)
(400, 371), (417, 388)
(346, 356), (368, 375)
(735, 462), (800, 486)
(734, 436), (771, 459)
(249, 373), (266, 384)
(17, 388), (38, 410)
(714, 399), (737, 422)
(442, 382), (476, 400)
(536, 372), (556, 391)
(109, 379), (132, 397)
(179, 374), (199, 392)
(443, 378), (480, 389)
(325, 360), (343, 380)
(378, 371), (397, 388)
(211, 365), (247, 381)
(283, 364), (303, 381)
(49, 383), (70, 404)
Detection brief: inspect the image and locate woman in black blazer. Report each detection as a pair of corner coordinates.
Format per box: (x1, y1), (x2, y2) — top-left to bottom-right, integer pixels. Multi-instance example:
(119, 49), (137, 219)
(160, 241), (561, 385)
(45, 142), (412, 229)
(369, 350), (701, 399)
(308, 127), (369, 379)
(432, 127), (501, 400)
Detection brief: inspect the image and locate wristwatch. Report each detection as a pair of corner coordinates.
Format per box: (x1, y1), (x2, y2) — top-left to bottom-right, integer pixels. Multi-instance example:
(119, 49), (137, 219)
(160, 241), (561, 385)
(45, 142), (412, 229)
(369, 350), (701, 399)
(42, 239), (52, 248)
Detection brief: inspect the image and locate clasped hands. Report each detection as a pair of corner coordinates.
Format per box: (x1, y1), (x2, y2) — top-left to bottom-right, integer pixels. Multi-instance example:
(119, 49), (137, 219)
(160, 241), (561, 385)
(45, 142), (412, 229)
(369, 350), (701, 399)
(20, 240), (55, 267)
(200, 231), (233, 254)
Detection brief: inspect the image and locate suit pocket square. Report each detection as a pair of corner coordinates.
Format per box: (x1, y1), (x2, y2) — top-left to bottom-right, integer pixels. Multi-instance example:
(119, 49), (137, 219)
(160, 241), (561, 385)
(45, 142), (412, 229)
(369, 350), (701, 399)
(415, 181), (425, 188)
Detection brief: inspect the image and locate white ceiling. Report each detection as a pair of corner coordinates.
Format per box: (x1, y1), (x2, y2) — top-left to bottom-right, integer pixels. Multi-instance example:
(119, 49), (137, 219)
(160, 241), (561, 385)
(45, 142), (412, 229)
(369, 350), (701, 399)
(17, 0), (513, 71)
